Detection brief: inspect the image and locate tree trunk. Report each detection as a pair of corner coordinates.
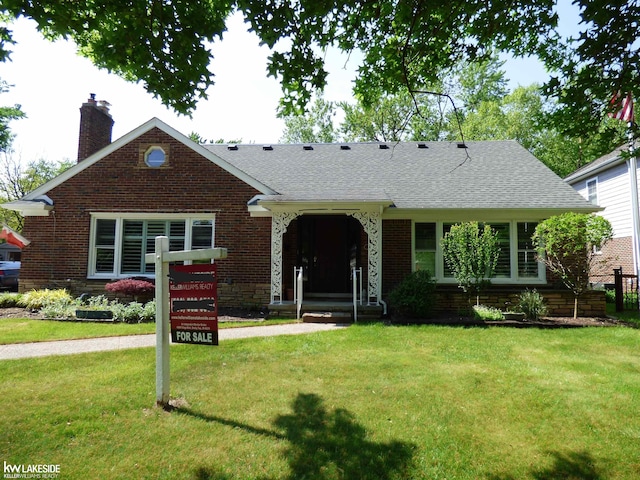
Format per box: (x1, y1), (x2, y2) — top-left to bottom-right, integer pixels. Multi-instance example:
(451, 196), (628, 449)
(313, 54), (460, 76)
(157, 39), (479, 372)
(573, 295), (578, 319)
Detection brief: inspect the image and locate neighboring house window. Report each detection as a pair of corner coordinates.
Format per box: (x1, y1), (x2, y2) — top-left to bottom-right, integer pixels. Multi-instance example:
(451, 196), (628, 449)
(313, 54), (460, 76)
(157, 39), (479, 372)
(415, 221), (544, 283)
(586, 178), (598, 205)
(414, 223), (436, 275)
(89, 215), (214, 277)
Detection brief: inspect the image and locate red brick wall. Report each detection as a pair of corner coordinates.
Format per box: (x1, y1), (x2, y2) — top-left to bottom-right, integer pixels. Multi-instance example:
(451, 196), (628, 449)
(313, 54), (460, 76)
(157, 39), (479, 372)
(591, 236), (634, 284)
(382, 219), (412, 294)
(21, 128), (272, 306)
(433, 286), (606, 317)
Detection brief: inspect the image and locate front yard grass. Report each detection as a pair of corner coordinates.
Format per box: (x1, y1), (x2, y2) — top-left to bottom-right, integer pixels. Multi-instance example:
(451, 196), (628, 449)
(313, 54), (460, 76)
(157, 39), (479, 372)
(606, 303), (640, 327)
(1, 324), (639, 479)
(0, 317), (296, 345)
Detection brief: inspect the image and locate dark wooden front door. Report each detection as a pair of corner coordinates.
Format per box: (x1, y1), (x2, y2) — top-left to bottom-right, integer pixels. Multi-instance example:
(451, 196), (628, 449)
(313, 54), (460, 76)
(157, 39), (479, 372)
(298, 215), (360, 294)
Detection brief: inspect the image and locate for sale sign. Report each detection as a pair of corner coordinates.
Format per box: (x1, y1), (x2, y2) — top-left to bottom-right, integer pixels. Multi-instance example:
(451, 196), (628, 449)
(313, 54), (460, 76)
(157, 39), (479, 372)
(169, 264), (218, 345)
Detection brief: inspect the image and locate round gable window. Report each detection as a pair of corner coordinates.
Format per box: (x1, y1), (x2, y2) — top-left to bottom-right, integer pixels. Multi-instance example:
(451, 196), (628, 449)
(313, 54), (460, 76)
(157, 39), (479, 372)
(145, 146), (166, 167)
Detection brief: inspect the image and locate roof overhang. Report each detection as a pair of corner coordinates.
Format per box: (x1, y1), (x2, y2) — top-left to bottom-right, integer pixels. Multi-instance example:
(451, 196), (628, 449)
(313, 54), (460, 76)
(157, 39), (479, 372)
(248, 194), (394, 216)
(564, 155), (626, 184)
(2, 196), (54, 216)
(382, 206), (602, 222)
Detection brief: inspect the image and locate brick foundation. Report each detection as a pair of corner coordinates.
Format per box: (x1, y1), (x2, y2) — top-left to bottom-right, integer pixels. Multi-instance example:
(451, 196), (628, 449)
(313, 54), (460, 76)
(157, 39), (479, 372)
(431, 286), (606, 317)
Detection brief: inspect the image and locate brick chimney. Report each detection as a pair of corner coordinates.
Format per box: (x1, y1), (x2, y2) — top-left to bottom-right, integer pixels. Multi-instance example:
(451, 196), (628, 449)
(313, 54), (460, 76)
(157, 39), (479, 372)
(77, 93), (114, 162)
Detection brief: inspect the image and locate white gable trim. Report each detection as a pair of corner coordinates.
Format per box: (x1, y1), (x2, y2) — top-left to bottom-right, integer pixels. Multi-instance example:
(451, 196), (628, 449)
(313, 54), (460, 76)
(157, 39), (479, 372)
(22, 118), (276, 202)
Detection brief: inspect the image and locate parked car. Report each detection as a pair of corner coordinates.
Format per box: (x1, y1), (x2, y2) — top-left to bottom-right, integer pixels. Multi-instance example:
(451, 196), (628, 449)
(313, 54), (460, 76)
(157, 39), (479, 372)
(0, 261), (20, 290)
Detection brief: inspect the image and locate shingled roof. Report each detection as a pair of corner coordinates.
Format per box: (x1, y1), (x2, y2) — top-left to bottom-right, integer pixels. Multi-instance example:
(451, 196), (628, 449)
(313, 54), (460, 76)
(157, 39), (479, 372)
(205, 140), (595, 211)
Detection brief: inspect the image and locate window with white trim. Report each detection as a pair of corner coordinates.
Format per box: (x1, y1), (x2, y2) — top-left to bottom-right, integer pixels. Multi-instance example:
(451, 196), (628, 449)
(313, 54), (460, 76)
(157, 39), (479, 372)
(517, 222), (539, 278)
(414, 221), (544, 283)
(89, 215), (215, 277)
(414, 223), (436, 275)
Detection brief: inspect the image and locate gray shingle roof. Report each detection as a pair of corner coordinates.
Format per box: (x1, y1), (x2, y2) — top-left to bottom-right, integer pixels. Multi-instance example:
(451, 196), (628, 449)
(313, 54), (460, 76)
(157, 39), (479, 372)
(204, 140), (594, 211)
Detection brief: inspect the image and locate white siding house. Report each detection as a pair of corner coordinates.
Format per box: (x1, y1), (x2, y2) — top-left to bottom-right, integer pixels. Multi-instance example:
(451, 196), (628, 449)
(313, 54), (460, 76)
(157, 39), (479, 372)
(565, 145), (640, 283)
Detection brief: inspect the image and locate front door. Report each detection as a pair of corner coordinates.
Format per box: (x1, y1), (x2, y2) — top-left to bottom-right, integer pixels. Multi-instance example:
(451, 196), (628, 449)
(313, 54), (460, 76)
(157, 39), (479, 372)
(298, 215), (360, 294)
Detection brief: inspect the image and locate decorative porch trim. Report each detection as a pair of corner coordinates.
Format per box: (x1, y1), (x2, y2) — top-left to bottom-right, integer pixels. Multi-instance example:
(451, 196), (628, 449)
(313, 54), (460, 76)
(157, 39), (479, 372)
(271, 211), (298, 303)
(348, 211), (382, 304)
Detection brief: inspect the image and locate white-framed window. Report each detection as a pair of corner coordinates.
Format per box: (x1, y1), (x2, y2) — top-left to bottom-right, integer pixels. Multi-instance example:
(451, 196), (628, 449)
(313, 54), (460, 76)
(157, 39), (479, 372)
(413, 220), (545, 283)
(516, 222), (539, 279)
(88, 214), (215, 278)
(414, 223), (436, 275)
(586, 178), (598, 205)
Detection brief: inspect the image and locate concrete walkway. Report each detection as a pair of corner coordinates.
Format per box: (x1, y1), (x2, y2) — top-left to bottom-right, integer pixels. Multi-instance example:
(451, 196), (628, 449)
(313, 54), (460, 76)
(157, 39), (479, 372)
(0, 323), (347, 360)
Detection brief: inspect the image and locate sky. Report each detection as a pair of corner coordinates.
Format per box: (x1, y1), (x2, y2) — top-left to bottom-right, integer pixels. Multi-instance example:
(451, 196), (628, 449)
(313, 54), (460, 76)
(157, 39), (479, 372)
(0, 10), (566, 164)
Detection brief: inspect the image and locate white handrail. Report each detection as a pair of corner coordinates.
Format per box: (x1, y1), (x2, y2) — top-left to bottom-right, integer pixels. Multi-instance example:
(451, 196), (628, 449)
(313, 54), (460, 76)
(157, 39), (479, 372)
(294, 266), (303, 319)
(352, 267), (362, 322)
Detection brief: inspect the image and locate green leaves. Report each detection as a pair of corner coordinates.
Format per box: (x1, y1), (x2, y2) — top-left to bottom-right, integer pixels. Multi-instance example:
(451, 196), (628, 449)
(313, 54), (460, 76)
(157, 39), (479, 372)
(441, 222), (500, 300)
(1, 0), (637, 130)
(532, 213), (613, 317)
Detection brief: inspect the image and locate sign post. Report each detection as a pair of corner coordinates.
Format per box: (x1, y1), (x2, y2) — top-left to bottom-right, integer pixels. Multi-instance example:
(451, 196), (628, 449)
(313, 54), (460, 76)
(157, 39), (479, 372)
(145, 237), (227, 408)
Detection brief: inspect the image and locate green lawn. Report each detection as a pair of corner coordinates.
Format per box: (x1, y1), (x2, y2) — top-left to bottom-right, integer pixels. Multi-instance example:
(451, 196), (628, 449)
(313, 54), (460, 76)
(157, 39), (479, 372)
(0, 317), (296, 344)
(1, 324), (639, 479)
(607, 303), (640, 327)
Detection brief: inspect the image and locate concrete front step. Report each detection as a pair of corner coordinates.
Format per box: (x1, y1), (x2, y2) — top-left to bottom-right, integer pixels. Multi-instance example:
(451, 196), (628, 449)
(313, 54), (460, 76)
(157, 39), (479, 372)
(269, 301), (383, 320)
(302, 311), (353, 323)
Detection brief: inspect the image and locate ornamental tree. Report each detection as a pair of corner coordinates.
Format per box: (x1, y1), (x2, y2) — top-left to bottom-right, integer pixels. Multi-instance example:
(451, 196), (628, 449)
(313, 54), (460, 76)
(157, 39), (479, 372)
(441, 222), (500, 307)
(105, 278), (155, 302)
(532, 213), (613, 319)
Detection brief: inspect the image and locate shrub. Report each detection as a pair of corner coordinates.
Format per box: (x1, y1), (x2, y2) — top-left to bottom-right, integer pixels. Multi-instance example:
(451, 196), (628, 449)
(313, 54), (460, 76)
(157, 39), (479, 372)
(84, 294), (112, 310)
(18, 289), (73, 311)
(604, 289), (616, 304)
(41, 297), (81, 319)
(388, 270), (437, 318)
(472, 305), (504, 321)
(105, 278), (155, 300)
(0, 292), (22, 308)
(109, 300), (154, 323)
(141, 300), (156, 323)
(517, 289), (548, 320)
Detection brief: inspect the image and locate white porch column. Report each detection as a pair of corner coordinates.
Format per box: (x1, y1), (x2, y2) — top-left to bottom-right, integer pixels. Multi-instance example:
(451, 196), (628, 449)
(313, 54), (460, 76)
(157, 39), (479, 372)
(270, 212), (298, 304)
(349, 211), (382, 305)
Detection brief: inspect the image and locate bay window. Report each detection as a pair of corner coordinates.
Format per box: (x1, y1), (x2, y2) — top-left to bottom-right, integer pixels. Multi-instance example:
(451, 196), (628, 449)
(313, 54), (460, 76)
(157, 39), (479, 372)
(89, 215), (215, 277)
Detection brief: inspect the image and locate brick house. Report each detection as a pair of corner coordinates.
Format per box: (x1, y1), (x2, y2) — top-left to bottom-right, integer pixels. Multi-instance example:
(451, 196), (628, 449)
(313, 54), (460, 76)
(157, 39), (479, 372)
(4, 97), (603, 316)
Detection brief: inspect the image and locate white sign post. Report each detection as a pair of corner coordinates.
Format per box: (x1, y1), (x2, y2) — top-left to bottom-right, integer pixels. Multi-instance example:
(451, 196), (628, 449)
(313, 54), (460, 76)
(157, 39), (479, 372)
(145, 236), (227, 408)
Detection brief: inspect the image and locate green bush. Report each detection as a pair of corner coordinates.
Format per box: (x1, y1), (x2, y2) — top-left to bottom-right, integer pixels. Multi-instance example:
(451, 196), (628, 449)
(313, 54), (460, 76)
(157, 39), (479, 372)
(517, 289), (548, 320)
(604, 289), (616, 304)
(111, 301), (156, 323)
(388, 270), (437, 318)
(18, 289), (157, 323)
(18, 289), (74, 311)
(0, 292), (22, 308)
(40, 297), (81, 319)
(472, 305), (504, 321)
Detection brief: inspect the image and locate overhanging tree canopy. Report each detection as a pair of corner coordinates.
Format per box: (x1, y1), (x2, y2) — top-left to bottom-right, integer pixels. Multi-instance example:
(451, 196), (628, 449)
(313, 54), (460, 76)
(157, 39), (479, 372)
(1, 0), (637, 134)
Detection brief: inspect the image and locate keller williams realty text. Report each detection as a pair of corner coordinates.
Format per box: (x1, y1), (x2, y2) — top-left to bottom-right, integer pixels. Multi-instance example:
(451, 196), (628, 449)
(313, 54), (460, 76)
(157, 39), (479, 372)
(3, 461), (60, 479)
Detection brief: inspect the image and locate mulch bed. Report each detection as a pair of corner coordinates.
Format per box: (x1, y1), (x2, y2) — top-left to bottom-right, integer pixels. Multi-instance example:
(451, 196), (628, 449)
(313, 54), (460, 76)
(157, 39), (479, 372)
(0, 307), (632, 328)
(389, 314), (631, 328)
